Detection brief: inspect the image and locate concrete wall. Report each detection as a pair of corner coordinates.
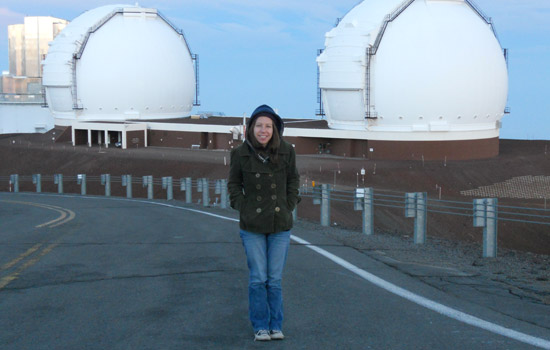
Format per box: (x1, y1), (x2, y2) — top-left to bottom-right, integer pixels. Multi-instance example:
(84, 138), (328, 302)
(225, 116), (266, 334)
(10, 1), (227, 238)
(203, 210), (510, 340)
(0, 102), (54, 134)
(127, 130), (146, 148)
(146, 129), (498, 160)
(287, 137), (370, 158)
(148, 130), (238, 151)
(367, 138), (499, 161)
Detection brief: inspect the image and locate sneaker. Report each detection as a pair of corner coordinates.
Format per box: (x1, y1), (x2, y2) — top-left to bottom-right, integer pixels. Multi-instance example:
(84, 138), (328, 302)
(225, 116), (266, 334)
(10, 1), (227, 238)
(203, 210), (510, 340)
(254, 330), (271, 341)
(270, 330), (285, 340)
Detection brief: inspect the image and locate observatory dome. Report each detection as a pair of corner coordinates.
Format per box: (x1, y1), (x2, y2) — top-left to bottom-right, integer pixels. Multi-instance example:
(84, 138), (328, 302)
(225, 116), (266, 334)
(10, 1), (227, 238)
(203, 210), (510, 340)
(42, 4), (196, 123)
(317, 0), (508, 141)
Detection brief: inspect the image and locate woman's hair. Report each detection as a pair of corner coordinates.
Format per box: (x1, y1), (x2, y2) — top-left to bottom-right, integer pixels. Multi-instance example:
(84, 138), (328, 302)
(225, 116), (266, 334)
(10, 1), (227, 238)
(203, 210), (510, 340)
(247, 115), (280, 163)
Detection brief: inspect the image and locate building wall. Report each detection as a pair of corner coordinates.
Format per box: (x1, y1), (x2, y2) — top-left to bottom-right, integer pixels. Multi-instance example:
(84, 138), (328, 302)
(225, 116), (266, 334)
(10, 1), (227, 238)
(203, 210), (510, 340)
(0, 102), (54, 134)
(2, 75), (17, 93)
(367, 138), (499, 161)
(8, 24), (25, 76)
(286, 137), (369, 158)
(21, 17), (69, 78)
(149, 130), (201, 148)
(50, 115), (501, 160)
(145, 129), (498, 160)
(148, 130), (239, 151)
(1, 76), (45, 105)
(4, 16), (68, 97)
(1, 76), (42, 96)
(127, 130), (146, 148)
(205, 132), (235, 150)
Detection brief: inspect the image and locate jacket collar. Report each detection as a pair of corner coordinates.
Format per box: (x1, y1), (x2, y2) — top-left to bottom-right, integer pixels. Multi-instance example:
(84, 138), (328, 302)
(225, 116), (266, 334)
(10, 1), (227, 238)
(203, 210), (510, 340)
(239, 139), (290, 156)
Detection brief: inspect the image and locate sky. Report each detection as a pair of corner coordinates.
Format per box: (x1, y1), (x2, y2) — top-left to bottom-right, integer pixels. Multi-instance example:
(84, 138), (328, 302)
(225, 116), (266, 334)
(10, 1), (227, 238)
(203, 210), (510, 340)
(0, 0), (549, 140)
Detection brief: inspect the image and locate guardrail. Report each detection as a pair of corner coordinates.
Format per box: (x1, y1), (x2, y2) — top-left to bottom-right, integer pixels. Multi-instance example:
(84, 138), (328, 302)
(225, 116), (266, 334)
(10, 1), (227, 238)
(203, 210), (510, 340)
(2, 175), (549, 258)
(301, 184), (550, 258)
(1, 174), (229, 208)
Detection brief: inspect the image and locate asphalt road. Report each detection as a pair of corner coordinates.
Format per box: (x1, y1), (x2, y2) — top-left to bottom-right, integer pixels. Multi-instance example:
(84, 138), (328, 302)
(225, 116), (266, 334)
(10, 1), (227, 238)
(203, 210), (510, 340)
(1, 192), (549, 350)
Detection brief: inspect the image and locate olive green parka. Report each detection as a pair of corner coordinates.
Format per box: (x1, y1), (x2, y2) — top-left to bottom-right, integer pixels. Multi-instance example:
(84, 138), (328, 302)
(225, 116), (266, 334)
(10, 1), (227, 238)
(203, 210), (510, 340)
(228, 140), (300, 234)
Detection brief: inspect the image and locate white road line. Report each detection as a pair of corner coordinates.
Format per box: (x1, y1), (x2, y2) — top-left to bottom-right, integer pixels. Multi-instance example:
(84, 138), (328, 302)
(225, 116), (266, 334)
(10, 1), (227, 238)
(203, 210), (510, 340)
(290, 235), (550, 350)
(7, 193), (550, 349)
(138, 201), (550, 349)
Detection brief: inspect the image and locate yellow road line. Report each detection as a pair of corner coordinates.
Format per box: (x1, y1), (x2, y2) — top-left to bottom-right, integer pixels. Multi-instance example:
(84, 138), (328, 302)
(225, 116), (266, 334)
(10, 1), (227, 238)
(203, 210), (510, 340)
(0, 242), (62, 290)
(0, 200), (76, 228)
(18, 242), (59, 270)
(0, 243), (43, 271)
(48, 209), (76, 228)
(0, 200), (76, 290)
(0, 275), (17, 289)
(35, 208), (67, 228)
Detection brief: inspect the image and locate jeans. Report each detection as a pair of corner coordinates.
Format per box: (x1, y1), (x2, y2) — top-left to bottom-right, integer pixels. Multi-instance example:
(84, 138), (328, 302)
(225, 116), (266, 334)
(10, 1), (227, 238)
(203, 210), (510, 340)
(239, 229), (291, 332)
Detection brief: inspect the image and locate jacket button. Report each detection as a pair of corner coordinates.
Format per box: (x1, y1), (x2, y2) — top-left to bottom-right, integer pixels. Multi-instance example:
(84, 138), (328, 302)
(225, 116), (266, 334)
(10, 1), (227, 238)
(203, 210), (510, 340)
(257, 196), (262, 201)
(256, 184), (261, 190)
(255, 173), (260, 178)
(275, 207), (280, 212)
(271, 184), (276, 189)
(256, 208), (262, 213)
(271, 195), (277, 200)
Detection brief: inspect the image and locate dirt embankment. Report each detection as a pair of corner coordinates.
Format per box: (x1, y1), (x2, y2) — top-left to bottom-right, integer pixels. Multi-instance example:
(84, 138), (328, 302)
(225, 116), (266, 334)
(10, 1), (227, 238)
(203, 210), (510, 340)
(1, 129), (549, 255)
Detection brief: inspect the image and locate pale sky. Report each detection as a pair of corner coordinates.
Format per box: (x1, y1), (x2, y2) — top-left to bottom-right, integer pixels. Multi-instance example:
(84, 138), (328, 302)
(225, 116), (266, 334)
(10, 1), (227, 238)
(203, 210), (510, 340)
(1, 0), (549, 140)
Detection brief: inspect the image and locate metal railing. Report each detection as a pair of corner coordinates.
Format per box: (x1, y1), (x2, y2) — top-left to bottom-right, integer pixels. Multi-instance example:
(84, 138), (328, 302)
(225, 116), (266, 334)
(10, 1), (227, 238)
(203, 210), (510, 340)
(3, 175), (549, 258)
(192, 54), (201, 106)
(316, 49), (325, 117)
(1, 174), (230, 208)
(300, 184), (550, 258)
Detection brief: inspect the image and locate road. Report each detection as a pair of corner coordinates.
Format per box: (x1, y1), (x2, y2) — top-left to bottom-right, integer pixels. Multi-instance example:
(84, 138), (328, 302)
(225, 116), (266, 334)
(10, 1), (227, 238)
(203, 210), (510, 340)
(1, 192), (549, 349)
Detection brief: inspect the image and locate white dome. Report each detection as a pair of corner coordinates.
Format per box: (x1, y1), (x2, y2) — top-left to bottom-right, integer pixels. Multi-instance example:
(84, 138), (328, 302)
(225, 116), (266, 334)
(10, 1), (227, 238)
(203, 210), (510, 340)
(317, 0), (508, 141)
(43, 4), (196, 122)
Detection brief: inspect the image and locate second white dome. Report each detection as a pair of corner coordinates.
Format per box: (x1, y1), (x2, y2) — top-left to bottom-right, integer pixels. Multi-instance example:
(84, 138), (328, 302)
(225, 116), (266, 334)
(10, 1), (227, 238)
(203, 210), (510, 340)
(317, 0), (508, 140)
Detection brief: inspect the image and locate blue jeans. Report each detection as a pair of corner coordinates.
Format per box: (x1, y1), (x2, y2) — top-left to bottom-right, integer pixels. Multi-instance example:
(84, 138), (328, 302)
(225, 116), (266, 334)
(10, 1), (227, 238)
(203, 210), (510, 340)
(239, 229), (291, 332)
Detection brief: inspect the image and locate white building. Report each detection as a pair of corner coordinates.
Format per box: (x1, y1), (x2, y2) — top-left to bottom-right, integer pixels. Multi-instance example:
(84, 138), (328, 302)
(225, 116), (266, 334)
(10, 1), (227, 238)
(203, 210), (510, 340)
(43, 4), (197, 124)
(0, 16), (68, 134)
(316, 0), (509, 158)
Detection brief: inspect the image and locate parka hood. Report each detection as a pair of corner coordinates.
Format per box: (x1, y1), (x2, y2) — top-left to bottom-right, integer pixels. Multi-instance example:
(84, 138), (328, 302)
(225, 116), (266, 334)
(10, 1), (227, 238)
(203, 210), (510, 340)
(248, 104), (284, 135)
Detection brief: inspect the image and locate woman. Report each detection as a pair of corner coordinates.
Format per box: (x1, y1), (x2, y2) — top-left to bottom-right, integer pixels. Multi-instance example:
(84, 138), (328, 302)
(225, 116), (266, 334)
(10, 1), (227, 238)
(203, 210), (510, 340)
(228, 104), (300, 341)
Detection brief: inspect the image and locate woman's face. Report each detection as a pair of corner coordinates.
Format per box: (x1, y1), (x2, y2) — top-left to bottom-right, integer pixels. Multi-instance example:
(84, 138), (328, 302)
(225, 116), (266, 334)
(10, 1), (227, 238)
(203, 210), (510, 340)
(253, 116), (274, 146)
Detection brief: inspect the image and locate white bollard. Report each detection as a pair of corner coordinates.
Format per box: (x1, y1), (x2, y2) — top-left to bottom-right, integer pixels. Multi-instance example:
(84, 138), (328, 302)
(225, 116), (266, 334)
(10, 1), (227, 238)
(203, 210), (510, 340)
(142, 175), (153, 200)
(54, 174), (63, 194)
(202, 178), (210, 207)
(474, 198), (498, 258)
(77, 174), (86, 195)
(220, 179), (228, 209)
(101, 174), (111, 197)
(405, 192), (427, 244)
(162, 176), (173, 200)
(321, 184), (331, 227)
(363, 188), (374, 235)
(122, 175), (132, 198)
(32, 174), (42, 193)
